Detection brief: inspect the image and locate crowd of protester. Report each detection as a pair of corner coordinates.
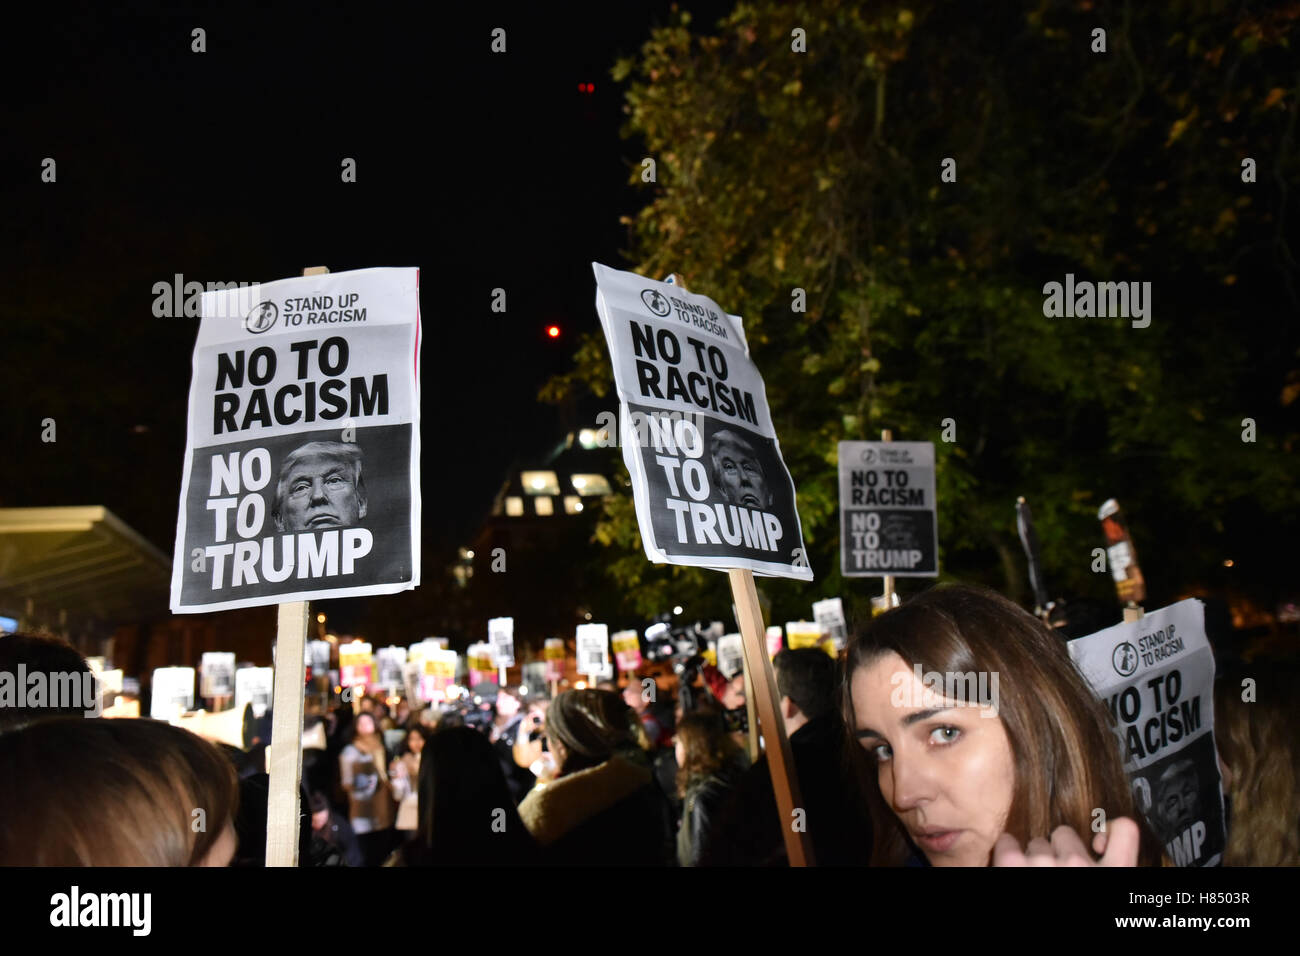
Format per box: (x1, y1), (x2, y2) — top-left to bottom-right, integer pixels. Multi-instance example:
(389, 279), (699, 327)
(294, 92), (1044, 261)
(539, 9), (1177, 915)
(1, 584), (1297, 867)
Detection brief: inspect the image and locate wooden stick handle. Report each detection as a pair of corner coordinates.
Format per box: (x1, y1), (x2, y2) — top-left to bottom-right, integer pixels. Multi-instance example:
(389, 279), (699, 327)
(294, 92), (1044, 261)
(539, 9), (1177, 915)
(266, 600), (309, 866)
(729, 568), (813, 866)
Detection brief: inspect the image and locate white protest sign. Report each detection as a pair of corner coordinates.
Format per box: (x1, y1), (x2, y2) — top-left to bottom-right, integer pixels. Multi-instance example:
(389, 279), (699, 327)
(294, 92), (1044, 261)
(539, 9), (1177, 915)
(812, 597), (848, 652)
(717, 633), (745, 678)
(576, 624), (610, 678)
(488, 617), (515, 668)
(376, 646), (407, 691)
(235, 666), (274, 719)
(150, 667), (195, 721)
(305, 640), (332, 677)
(592, 263), (812, 580)
(765, 625), (783, 658)
(839, 441), (938, 577)
(1068, 599), (1225, 867)
(170, 267), (421, 612)
(200, 652), (236, 698)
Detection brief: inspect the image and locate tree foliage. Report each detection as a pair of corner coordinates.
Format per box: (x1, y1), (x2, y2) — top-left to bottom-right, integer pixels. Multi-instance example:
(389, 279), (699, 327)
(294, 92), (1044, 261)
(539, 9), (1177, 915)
(545, 0), (1300, 625)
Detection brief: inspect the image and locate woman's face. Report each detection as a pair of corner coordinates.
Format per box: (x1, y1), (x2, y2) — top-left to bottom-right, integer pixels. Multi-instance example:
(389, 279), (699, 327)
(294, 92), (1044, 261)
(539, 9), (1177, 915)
(407, 730), (424, 755)
(356, 714), (376, 736)
(850, 651), (1015, 867)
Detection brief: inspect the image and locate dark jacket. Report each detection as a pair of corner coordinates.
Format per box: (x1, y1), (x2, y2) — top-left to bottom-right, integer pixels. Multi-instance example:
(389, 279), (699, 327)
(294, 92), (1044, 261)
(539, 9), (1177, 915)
(701, 713), (873, 866)
(518, 755), (676, 865)
(311, 810), (363, 867)
(678, 753), (748, 866)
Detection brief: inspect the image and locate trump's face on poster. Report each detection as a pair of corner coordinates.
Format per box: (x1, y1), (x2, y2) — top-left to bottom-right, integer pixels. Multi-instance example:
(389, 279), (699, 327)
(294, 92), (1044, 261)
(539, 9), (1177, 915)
(710, 429), (772, 510)
(273, 441), (368, 532)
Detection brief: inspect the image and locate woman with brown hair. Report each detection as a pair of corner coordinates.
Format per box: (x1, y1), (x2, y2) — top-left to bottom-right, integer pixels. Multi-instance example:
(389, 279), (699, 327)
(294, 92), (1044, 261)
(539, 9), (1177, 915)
(845, 584), (1163, 866)
(1213, 662), (1300, 866)
(339, 711), (395, 866)
(0, 717), (239, 866)
(674, 709), (749, 866)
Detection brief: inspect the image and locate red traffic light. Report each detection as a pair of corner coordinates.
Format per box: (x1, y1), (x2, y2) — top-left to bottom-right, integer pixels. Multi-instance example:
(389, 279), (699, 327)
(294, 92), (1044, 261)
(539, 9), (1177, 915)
(578, 82), (594, 94)
(546, 325), (561, 338)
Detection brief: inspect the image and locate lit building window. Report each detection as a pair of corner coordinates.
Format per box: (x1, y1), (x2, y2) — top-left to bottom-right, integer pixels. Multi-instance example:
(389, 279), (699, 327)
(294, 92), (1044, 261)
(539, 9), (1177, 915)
(505, 496), (524, 517)
(522, 470), (560, 496)
(563, 496), (584, 514)
(534, 496), (554, 516)
(570, 474), (612, 496)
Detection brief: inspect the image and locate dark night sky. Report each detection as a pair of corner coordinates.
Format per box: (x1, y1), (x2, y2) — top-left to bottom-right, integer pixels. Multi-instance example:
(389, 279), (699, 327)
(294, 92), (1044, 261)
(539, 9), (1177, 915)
(1, 3), (730, 567)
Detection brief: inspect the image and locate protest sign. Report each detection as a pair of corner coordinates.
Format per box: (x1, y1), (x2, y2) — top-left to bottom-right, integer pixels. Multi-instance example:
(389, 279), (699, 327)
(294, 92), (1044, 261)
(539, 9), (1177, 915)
(489, 617), (515, 668)
(338, 642), (373, 689)
(200, 652), (236, 698)
(765, 625), (783, 658)
(576, 624), (610, 679)
(812, 597), (848, 652)
(839, 441), (938, 577)
(611, 630), (643, 672)
(376, 646), (407, 692)
(150, 667), (195, 721)
(717, 633), (745, 678)
(235, 666), (274, 719)
(1068, 599), (1225, 866)
(786, 620), (834, 658)
(592, 263), (811, 580)
(543, 638), (566, 683)
(305, 640), (331, 678)
(170, 267), (421, 613)
(467, 643), (495, 687)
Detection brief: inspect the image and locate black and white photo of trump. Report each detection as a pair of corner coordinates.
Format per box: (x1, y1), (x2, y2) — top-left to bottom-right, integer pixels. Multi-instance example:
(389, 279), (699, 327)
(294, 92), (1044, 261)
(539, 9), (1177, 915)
(272, 441), (368, 533)
(709, 428), (773, 511)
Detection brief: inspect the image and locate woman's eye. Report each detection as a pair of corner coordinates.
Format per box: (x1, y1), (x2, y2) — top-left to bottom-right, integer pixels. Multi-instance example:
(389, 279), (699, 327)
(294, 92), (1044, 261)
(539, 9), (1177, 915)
(929, 726), (961, 746)
(867, 741), (891, 762)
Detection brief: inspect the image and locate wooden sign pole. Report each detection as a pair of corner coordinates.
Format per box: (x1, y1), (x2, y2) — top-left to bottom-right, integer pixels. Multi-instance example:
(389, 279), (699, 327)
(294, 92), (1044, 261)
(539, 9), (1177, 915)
(730, 569), (813, 866)
(664, 271), (811, 865)
(742, 659), (759, 763)
(265, 265), (329, 867)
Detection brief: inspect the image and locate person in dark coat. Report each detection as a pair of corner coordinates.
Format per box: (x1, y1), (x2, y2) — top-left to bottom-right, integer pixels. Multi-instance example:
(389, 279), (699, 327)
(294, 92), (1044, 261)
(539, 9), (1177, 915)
(308, 789), (363, 866)
(675, 710), (749, 866)
(518, 689), (676, 865)
(702, 649), (873, 866)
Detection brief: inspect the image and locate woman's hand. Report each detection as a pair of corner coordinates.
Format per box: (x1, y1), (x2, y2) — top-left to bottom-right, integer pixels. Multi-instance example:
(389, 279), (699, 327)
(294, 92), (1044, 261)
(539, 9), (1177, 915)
(992, 817), (1141, 867)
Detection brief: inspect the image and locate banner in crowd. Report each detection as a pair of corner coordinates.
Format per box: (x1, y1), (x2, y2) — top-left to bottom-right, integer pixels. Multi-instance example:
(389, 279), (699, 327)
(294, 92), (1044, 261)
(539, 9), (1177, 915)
(786, 620), (834, 658)
(170, 267), (422, 612)
(150, 667), (195, 721)
(489, 617), (515, 668)
(306, 640), (331, 679)
(543, 638), (566, 682)
(812, 597), (848, 652)
(199, 652), (236, 698)
(339, 641), (373, 689)
(717, 633), (745, 678)
(1068, 599), (1225, 867)
(376, 646), (407, 691)
(592, 264), (812, 581)
(839, 441), (938, 577)
(467, 643), (495, 687)
(235, 666), (274, 718)
(576, 624), (611, 679)
(611, 630), (643, 672)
